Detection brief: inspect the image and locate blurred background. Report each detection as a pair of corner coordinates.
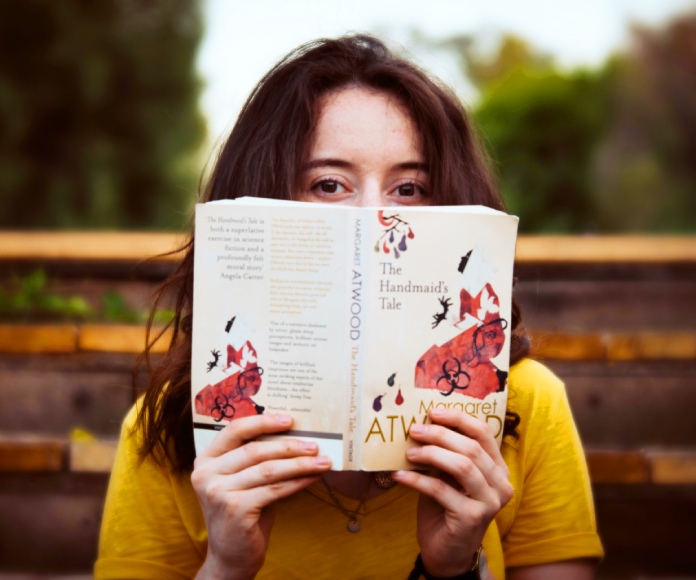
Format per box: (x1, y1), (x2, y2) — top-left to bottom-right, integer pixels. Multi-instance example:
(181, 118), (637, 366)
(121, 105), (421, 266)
(1, 0), (696, 233)
(0, 1), (695, 578)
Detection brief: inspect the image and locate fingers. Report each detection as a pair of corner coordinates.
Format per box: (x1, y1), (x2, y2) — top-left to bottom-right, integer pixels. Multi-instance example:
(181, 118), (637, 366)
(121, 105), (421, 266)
(393, 408), (513, 510)
(218, 454), (332, 492)
(192, 448), (332, 512)
(202, 413), (296, 458)
(193, 413), (333, 510)
(426, 408), (508, 473)
(213, 438), (322, 475)
(391, 469), (487, 523)
(195, 457), (330, 508)
(405, 444), (492, 499)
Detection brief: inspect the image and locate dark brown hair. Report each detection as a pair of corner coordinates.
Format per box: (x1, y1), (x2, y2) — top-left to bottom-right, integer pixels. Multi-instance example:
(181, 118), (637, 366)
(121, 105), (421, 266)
(135, 35), (530, 473)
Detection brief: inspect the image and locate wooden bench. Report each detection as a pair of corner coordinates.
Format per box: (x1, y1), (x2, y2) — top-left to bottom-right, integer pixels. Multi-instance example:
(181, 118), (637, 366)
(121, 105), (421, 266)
(2, 435), (696, 484)
(1, 232), (695, 577)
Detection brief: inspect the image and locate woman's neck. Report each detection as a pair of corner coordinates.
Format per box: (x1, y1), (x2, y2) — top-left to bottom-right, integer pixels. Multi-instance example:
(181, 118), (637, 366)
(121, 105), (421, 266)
(322, 471), (388, 500)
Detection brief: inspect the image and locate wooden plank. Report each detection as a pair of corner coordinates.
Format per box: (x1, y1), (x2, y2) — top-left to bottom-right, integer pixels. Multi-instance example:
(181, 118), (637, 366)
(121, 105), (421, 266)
(0, 232), (185, 262)
(2, 323), (694, 360)
(4, 435), (696, 485)
(585, 450), (650, 484)
(515, 280), (696, 333)
(561, 373), (696, 448)
(0, 483), (104, 571)
(11, 439), (696, 486)
(0, 436), (65, 472)
(0, 324), (77, 354)
(70, 440), (118, 473)
(593, 485), (696, 577)
(0, 370), (133, 437)
(78, 324), (172, 354)
(516, 235), (696, 264)
(530, 332), (606, 360)
(608, 332), (696, 360)
(531, 331), (696, 361)
(0, 352), (142, 373)
(1, 233), (695, 264)
(650, 451), (696, 484)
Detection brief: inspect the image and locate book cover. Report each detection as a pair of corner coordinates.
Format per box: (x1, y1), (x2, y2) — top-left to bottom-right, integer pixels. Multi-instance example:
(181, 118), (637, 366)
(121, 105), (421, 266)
(191, 199), (518, 471)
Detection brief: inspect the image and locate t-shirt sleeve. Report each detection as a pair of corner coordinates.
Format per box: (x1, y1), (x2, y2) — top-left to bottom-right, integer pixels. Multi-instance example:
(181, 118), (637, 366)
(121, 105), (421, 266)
(94, 405), (205, 580)
(501, 360), (604, 568)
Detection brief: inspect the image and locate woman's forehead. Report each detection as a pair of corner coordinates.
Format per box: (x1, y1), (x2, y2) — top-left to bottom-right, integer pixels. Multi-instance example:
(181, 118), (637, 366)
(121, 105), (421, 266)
(311, 86), (423, 161)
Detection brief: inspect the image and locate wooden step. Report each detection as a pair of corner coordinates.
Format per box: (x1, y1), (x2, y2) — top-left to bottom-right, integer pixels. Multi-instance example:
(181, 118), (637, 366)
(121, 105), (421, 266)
(2, 435), (696, 484)
(0, 436), (65, 472)
(2, 233), (695, 264)
(530, 331), (696, 360)
(0, 232), (185, 262)
(79, 324), (172, 354)
(1, 324), (694, 360)
(0, 325), (77, 354)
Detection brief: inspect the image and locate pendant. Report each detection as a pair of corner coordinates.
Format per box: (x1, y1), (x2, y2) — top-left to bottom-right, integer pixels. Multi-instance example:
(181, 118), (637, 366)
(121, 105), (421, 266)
(374, 471), (396, 489)
(347, 519), (361, 533)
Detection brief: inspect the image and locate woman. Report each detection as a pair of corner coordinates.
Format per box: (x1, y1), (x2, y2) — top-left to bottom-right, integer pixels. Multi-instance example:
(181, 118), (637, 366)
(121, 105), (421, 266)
(96, 35), (603, 579)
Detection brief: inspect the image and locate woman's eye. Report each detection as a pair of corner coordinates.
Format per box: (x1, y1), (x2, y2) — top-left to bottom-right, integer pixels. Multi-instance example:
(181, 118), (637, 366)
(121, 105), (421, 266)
(395, 183), (426, 197)
(317, 180), (342, 193)
(397, 183), (416, 197)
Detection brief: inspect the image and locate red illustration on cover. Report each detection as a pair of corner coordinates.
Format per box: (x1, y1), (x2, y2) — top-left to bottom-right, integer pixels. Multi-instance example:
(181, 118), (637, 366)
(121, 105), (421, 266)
(415, 248), (508, 400)
(195, 337), (265, 422)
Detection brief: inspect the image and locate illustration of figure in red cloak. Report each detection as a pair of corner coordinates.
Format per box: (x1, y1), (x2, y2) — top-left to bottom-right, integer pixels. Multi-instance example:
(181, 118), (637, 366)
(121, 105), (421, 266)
(195, 339), (265, 422)
(415, 248), (508, 400)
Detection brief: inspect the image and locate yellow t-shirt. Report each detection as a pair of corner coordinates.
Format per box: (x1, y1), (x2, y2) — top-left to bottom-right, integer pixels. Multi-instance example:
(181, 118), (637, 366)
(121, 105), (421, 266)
(95, 359), (603, 579)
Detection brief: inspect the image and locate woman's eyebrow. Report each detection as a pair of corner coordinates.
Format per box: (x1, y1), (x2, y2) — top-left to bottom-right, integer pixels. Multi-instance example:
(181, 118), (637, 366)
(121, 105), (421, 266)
(302, 159), (428, 172)
(396, 161), (429, 172)
(302, 158), (353, 170)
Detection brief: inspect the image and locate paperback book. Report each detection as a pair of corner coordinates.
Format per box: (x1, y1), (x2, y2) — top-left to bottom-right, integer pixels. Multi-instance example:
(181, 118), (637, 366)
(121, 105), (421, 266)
(191, 198), (518, 470)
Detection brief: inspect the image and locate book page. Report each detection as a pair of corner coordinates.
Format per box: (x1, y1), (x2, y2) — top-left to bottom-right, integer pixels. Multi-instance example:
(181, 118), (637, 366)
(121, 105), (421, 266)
(191, 202), (349, 468)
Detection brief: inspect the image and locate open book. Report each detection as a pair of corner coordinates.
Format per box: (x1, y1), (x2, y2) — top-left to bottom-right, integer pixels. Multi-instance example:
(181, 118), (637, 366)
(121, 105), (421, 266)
(191, 198), (518, 470)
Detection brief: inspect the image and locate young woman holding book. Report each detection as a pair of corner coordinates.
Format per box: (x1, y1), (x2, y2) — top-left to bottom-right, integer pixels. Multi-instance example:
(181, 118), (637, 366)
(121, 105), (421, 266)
(96, 35), (603, 579)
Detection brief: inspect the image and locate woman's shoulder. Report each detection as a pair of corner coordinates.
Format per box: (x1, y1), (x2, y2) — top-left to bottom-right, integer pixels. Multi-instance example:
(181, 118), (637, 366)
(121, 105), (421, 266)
(506, 358), (574, 442)
(508, 358), (566, 407)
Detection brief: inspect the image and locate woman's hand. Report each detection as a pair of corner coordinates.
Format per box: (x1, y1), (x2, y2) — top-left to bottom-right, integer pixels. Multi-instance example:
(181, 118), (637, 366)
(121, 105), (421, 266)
(191, 414), (332, 580)
(392, 408), (513, 578)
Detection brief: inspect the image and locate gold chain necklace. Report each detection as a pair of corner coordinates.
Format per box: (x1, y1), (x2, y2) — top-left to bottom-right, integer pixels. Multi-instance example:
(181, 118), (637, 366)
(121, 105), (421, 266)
(321, 475), (372, 533)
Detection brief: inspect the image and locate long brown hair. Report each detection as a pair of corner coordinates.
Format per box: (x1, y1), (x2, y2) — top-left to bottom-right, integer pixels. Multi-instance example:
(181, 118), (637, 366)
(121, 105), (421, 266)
(135, 35), (530, 473)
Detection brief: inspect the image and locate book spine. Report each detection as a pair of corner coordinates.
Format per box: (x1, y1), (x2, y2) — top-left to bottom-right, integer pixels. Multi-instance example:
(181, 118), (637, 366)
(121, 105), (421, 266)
(343, 208), (367, 469)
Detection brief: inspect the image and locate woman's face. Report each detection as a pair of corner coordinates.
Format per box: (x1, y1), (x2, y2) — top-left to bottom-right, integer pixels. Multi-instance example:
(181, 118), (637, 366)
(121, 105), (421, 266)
(299, 86), (429, 207)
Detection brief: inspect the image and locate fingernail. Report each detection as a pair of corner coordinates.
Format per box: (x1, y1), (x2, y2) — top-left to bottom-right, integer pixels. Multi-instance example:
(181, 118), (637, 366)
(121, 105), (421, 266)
(301, 441), (318, 452)
(410, 424), (426, 435)
(314, 456), (331, 467)
(431, 408), (445, 418)
(274, 414), (292, 425)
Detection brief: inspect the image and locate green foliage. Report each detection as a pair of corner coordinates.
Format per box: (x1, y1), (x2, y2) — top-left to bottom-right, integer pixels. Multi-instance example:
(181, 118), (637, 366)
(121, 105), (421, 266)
(0, 269), (175, 323)
(475, 68), (610, 232)
(102, 290), (142, 323)
(439, 33), (554, 92)
(0, 0), (206, 230)
(589, 17), (696, 232)
(433, 14), (696, 233)
(0, 270), (93, 320)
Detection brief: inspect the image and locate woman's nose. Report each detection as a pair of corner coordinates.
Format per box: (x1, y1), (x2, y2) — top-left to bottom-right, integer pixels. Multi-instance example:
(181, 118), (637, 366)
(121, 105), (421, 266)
(355, 179), (383, 207)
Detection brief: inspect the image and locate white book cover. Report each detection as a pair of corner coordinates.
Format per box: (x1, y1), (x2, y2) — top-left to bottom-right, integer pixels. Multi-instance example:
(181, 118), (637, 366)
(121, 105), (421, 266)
(191, 199), (518, 470)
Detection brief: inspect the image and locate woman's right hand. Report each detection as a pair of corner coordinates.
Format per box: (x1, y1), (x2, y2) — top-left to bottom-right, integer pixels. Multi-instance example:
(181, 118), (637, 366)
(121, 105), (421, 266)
(192, 413), (332, 579)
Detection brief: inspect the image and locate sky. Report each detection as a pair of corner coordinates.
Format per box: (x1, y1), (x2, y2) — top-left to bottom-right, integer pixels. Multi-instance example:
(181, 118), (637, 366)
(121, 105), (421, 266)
(197, 0), (696, 146)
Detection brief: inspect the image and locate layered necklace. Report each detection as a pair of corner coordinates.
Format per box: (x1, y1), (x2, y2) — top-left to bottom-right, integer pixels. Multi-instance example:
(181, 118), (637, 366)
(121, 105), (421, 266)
(321, 471), (396, 533)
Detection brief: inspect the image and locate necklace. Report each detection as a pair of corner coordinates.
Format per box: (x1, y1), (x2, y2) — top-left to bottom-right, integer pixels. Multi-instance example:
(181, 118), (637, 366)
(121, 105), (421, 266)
(374, 471), (396, 489)
(322, 475), (372, 533)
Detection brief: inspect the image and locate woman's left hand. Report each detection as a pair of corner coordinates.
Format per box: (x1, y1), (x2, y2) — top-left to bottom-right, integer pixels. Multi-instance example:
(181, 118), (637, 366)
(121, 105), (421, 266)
(391, 407), (513, 578)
